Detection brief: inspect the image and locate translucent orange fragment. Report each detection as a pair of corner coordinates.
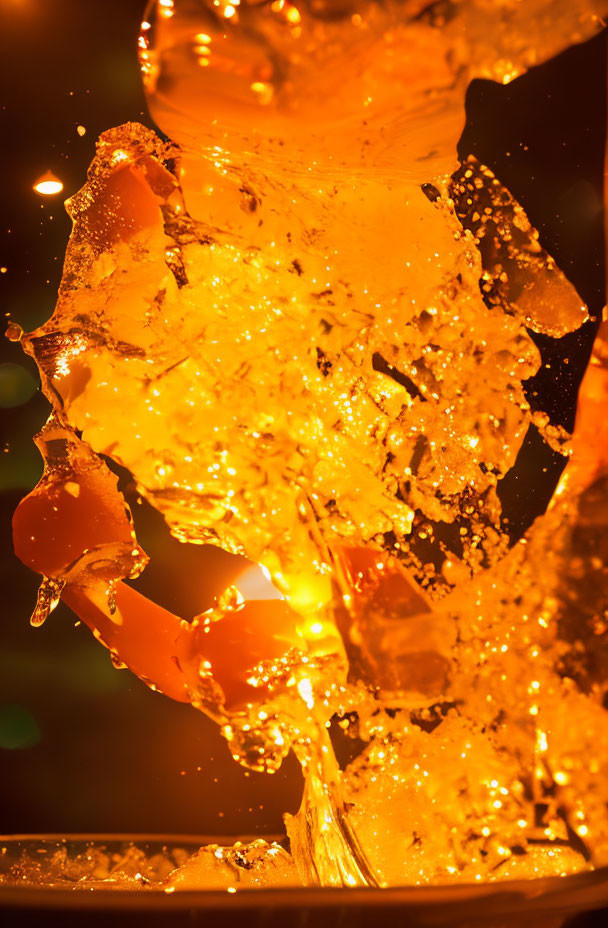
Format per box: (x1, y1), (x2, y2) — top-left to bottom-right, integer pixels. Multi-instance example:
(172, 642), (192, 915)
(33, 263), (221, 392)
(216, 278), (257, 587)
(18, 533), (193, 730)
(338, 546), (431, 619)
(336, 546), (452, 701)
(189, 599), (303, 712)
(567, 320), (608, 490)
(63, 581), (194, 704)
(68, 160), (165, 253)
(12, 458), (135, 580)
(65, 585), (304, 711)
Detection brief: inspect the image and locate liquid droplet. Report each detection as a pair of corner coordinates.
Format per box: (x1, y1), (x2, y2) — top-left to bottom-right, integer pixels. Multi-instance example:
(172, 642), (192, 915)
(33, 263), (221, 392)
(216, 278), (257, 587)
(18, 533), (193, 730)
(30, 577), (66, 628)
(110, 651), (128, 670)
(107, 582), (119, 618)
(5, 322), (23, 343)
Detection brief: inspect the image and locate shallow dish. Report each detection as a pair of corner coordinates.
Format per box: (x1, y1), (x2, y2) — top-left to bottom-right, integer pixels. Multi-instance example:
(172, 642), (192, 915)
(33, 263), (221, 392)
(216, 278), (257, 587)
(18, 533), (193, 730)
(1, 835), (608, 927)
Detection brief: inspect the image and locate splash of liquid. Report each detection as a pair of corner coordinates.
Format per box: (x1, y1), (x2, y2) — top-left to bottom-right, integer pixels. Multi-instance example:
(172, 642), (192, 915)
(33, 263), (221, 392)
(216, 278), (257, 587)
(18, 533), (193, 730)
(11, 0), (608, 889)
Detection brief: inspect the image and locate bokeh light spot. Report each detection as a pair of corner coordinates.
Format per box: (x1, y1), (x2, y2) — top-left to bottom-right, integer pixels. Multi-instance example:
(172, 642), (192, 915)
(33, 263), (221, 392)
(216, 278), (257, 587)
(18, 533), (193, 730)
(33, 171), (64, 196)
(0, 705), (41, 750)
(0, 362), (37, 408)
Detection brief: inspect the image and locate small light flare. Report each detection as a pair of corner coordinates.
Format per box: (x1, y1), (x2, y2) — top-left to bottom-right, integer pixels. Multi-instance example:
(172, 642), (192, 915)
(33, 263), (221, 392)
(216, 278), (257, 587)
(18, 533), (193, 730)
(159, 0), (175, 17)
(33, 171), (63, 197)
(235, 563), (283, 600)
(251, 81), (274, 105)
(260, 564), (272, 582)
(111, 149), (130, 166)
(297, 677), (314, 709)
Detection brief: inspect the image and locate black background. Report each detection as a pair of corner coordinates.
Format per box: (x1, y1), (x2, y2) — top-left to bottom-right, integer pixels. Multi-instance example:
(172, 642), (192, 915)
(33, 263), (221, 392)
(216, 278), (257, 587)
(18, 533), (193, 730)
(0, 0), (605, 846)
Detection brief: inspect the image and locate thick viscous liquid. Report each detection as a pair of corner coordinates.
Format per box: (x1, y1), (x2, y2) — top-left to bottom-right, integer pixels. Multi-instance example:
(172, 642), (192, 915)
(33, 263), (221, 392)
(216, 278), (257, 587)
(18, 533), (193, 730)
(9, 0), (608, 890)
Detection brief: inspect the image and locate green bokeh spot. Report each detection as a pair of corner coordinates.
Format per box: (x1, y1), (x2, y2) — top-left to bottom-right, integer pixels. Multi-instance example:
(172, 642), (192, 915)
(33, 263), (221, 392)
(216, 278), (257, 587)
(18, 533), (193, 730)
(0, 443), (44, 491)
(0, 363), (37, 408)
(0, 705), (41, 750)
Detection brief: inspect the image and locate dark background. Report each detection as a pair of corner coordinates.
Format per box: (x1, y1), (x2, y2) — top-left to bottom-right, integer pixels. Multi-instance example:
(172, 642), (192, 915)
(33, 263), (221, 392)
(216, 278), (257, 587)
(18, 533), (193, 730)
(0, 0), (605, 838)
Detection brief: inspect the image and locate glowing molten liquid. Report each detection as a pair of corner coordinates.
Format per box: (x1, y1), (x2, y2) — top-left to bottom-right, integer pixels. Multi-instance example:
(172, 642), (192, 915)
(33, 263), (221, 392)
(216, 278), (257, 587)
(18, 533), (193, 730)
(10, 0), (608, 889)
